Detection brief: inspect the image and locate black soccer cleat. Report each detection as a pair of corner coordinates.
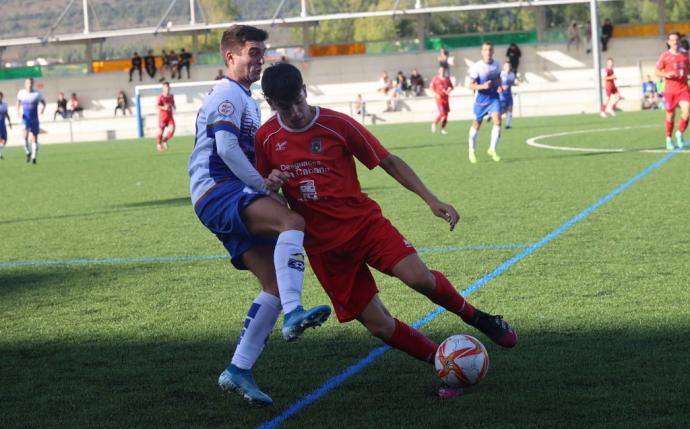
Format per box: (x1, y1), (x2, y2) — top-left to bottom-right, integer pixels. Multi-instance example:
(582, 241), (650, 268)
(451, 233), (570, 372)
(471, 310), (518, 348)
(26, 153), (31, 163)
(32, 158), (37, 165)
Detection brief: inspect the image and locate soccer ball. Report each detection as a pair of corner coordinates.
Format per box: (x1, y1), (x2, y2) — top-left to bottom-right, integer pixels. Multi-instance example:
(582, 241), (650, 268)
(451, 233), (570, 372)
(434, 335), (489, 387)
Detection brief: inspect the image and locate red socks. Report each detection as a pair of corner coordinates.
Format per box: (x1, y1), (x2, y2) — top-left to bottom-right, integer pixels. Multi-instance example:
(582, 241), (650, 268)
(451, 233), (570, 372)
(679, 118), (688, 134)
(666, 120), (674, 137)
(384, 319), (438, 363)
(428, 271), (476, 323)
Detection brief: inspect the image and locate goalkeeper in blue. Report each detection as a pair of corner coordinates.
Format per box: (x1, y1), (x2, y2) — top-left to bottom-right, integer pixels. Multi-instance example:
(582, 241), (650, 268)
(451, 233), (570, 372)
(187, 24), (331, 406)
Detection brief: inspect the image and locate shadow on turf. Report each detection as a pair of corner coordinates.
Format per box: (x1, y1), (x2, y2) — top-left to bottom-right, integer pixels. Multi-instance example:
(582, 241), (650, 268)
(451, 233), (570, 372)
(2, 322), (689, 429)
(0, 198), (190, 226)
(114, 197), (190, 209)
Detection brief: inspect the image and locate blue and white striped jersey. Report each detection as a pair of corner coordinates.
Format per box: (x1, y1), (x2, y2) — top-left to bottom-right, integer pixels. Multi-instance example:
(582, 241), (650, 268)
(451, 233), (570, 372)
(500, 70), (516, 96)
(188, 77), (262, 205)
(16, 89), (43, 120)
(468, 59), (502, 103)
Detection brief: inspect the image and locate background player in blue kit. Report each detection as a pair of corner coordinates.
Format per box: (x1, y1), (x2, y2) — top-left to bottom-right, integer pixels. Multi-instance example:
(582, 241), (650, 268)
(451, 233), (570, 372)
(467, 42), (502, 163)
(500, 62), (518, 129)
(188, 25), (331, 406)
(16, 78), (45, 164)
(0, 91), (12, 160)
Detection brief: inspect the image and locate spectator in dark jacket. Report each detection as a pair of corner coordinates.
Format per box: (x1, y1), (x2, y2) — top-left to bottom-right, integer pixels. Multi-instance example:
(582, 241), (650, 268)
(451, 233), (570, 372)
(601, 18), (613, 52)
(129, 52), (143, 82)
(178, 48), (192, 79)
(506, 43), (522, 74)
(144, 50), (157, 79)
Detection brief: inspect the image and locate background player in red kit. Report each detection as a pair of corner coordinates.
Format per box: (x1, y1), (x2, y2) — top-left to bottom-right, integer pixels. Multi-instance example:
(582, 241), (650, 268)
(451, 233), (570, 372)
(156, 82), (176, 152)
(429, 66), (454, 135)
(655, 32), (689, 150)
(601, 58), (620, 118)
(255, 63), (518, 394)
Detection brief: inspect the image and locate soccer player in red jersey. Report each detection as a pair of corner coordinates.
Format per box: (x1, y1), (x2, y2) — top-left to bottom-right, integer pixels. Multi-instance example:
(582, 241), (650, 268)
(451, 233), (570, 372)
(429, 66), (454, 135)
(156, 82), (175, 152)
(601, 58), (620, 118)
(655, 32), (689, 150)
(255, 63), (518, 392)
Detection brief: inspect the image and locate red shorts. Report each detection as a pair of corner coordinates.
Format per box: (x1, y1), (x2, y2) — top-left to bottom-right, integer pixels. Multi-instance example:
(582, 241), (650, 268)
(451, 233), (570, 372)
(436, 99), (450, 114)
(307, 215), (416, 323)
(664, 90), (690, 112)
(605, 85), (618, 97)
(159, 116), (175, 129)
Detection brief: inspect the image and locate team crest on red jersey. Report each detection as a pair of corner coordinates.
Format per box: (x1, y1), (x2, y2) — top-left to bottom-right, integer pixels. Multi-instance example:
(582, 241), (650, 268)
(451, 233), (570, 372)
(310, 138), (323, 154)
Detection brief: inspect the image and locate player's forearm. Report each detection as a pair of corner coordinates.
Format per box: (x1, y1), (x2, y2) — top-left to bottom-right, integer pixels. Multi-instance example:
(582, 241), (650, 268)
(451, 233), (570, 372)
(379, 154), (438, 205)
(215, 130), (267, 193)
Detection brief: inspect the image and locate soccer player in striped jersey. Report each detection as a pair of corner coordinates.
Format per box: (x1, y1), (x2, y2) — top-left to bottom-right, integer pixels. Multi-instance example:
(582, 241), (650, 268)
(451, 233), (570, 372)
(467, 42), (503, 163)
(0, 92), (12, 160)
(256, 63), (518, 396)
(187, 25), (330, 406)
(499, 62), (517, 129)
(16, 78), (45, 164)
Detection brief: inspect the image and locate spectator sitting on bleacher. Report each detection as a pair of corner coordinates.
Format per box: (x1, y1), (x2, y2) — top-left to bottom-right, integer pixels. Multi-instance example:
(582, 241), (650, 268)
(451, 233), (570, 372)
(54, 92), (68, 120)
(68, 93), (84, 118)
(144, 50), (157, 80)
(395, 71), (411, 97)
(214, 69), (224, 80)
(642, 75), (659, 110)
(114, 91), (132, 117)
(354, 94), (365, 116)
(178, 48), (192, 80)
(378, 72), (396, 112)
(129, 52), (143, 82)
(409, 69), (425, 96)
(168, 50), (179, 79)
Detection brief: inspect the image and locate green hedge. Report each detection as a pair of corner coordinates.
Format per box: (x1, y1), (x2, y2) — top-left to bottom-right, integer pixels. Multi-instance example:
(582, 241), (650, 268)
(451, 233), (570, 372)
(425, 31), (538, 50)
(0, 66), (42, 80)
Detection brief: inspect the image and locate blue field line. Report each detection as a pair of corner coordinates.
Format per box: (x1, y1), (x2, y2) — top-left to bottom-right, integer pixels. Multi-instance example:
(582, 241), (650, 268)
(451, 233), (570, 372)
(0, 244), (527, 269)
(257, 148), (682, 429)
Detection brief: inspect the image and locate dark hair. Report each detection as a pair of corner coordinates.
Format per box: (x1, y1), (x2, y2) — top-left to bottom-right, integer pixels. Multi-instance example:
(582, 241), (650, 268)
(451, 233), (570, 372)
(162, 82), (170, 88)
(668, 31), (680, 39)
(261, 63), (303, 106)
(220, 25), (268, 65)
(482, 41), (494, 48)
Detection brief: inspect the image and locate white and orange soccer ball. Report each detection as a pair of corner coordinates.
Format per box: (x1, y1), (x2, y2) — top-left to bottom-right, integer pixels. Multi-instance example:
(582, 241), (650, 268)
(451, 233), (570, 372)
(434, 334), (489, 387)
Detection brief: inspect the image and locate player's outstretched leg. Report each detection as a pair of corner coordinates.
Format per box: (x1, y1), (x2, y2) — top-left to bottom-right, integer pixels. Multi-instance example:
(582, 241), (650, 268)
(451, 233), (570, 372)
(665, 119), (675, 150)
(427, 271), (518, 348)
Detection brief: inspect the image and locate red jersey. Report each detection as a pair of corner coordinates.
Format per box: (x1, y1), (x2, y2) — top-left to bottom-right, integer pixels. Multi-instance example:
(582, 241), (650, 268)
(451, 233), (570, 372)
(604, 67), (617, 90)
(255, 107), (390, 253)
(157, 94), (175, 119)
(656, 50), (690, 94)
(430, 76), (453, 101)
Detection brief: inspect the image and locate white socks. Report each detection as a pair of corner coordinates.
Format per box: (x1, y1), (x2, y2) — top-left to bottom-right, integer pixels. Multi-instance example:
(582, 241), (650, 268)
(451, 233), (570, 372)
(468, 126), (478, 151)
(489, 125), (501, 151)
(274, 230), (306, 314)
(0, 143), (4, 158)
(24, 139), (30, 155)
(231, 292), (281, 370)
(505, 112), (513, 127)
(31, 141), (38, 160)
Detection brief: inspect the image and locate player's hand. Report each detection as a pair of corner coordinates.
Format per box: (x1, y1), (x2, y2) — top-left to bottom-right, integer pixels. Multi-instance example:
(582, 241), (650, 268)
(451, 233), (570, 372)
(429, 199), (460, 231)
(483, 80), (492, 90)
(264, 169), (290, 192)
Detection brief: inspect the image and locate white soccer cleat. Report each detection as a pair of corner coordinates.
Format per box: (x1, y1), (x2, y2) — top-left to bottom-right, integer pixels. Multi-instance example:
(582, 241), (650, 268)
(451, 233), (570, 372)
(440, 129), (448, 135)
(675, 131), (685, 149)
(600, 112), (607, 118)
(468, 150), (477, 164)
(431, 123), (436, 133)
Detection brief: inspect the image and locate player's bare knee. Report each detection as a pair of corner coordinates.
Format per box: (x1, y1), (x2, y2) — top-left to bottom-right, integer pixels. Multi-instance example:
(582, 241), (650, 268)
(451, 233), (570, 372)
(282, 210), (305, 231)
(364, 318), (395, 340)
